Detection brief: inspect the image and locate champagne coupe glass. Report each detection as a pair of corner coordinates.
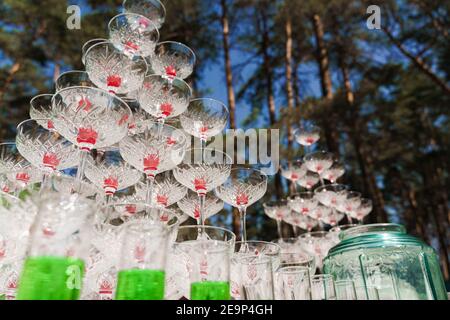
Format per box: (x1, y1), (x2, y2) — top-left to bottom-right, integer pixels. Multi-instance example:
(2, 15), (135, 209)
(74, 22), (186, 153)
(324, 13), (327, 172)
(106, 204), (181, 231)
(336, 191), (361, 224)
(320, 162), (345, 184)
(177, 190), (224, 224)
(180, 98), (229, 154)
(81, 39), (108, 65)
(173, 148), (231, 226)
(51, 174), (102, 199)
(51, 87), (132, 182)
(115, 220), (170, 300)
(275, 266), (311, 300)
(123, 0), (167, 29)
(310, 274), (337, 300)
(309, 204), (332, 229)
(16, 191), (95, 300)
(150, 41), (196, 82)
(215, 167), (268, 243)
(280, 159), (307, 194)
(283, 213), (318, 234)
(0, 142), (42, 195)
(55, 70), (95, 91)
(119, 122), (187, 204)
(319, 209), (345, 227)
(173, 225), (235, 300)
(138, 75), (192, 128)
(16, 119), (80, 189)
(108, 13), (159, 58)
(298, 231), (334, 272)
(314, 184), (348, 228)
(293, 121), (321, 150)
(351, 198), (373, 224)
(135, 172), (187, 208)
(304, 151), (334, 185)
(288, 192), (318, 216)
(84, 148), (142, 204)
(84, 41), (148, 95)
(263, 200), (291, 240)
(296, 171), (320, 190)
(29, 94), (55, 131)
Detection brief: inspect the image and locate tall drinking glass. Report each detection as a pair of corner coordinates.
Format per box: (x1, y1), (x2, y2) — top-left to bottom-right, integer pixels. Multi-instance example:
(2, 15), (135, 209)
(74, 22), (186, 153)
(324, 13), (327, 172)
(115, 220), (169, 300)
(235, 255), (275, 300)
(17, 192), (95, 300)
(355, 285), (380, 300)
(173, 226), (235, 300)
(275, 266), (311, 300)
(231, 241), (280, 300)
(335, 280), (357, 300)
(310, 274), (337, 300)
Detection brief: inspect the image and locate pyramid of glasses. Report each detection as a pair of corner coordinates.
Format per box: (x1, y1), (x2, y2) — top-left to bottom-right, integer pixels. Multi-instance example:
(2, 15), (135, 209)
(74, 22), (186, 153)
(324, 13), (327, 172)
(0, 0), (380, 301)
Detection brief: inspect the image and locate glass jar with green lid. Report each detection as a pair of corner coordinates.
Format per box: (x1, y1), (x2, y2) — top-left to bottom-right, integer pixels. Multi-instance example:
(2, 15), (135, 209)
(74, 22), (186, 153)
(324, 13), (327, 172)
(323, 223), (448, 300)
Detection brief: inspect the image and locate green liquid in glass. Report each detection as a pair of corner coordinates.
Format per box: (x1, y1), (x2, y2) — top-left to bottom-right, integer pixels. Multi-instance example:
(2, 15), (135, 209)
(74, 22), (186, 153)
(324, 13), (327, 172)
(191, 281), (230, 300)
(115, 269), (165, 300)
(17, 256), (84, 300)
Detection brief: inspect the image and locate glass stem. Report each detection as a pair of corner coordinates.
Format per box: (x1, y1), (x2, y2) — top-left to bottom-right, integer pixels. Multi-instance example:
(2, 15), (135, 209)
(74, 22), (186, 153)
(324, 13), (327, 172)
(318, 221), (325, 231)
(104, 194), (113, 216)
(292, 226), (299, 237)
(200, 138), (206, 162)
(145, 175), (155, 205)
(40, 172), (51, 194)
(239, 207), (247, 244)
(105, 194), (112, 205)
(332, 208), (339, 227)
(76, 150), (89, 182)
(157, 118), (164, 137)
(319, 176), (325, 186)
(198, 193), (206, 226)
(347, 214), (353, 224)
(276, 220), (283, 240)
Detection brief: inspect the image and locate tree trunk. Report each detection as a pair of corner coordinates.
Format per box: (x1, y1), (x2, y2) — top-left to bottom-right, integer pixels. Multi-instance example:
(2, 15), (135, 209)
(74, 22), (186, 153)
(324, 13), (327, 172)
(220, 0), (240, 238)
(220, 0), (236, 130)
(292, 59), (301, 109)
(311, 14), (339, 154)
(261, 20), (277, 125)
(260, 6), (282, 199)
(284, 13), (295, 159)
(312, 14), (333, 101)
